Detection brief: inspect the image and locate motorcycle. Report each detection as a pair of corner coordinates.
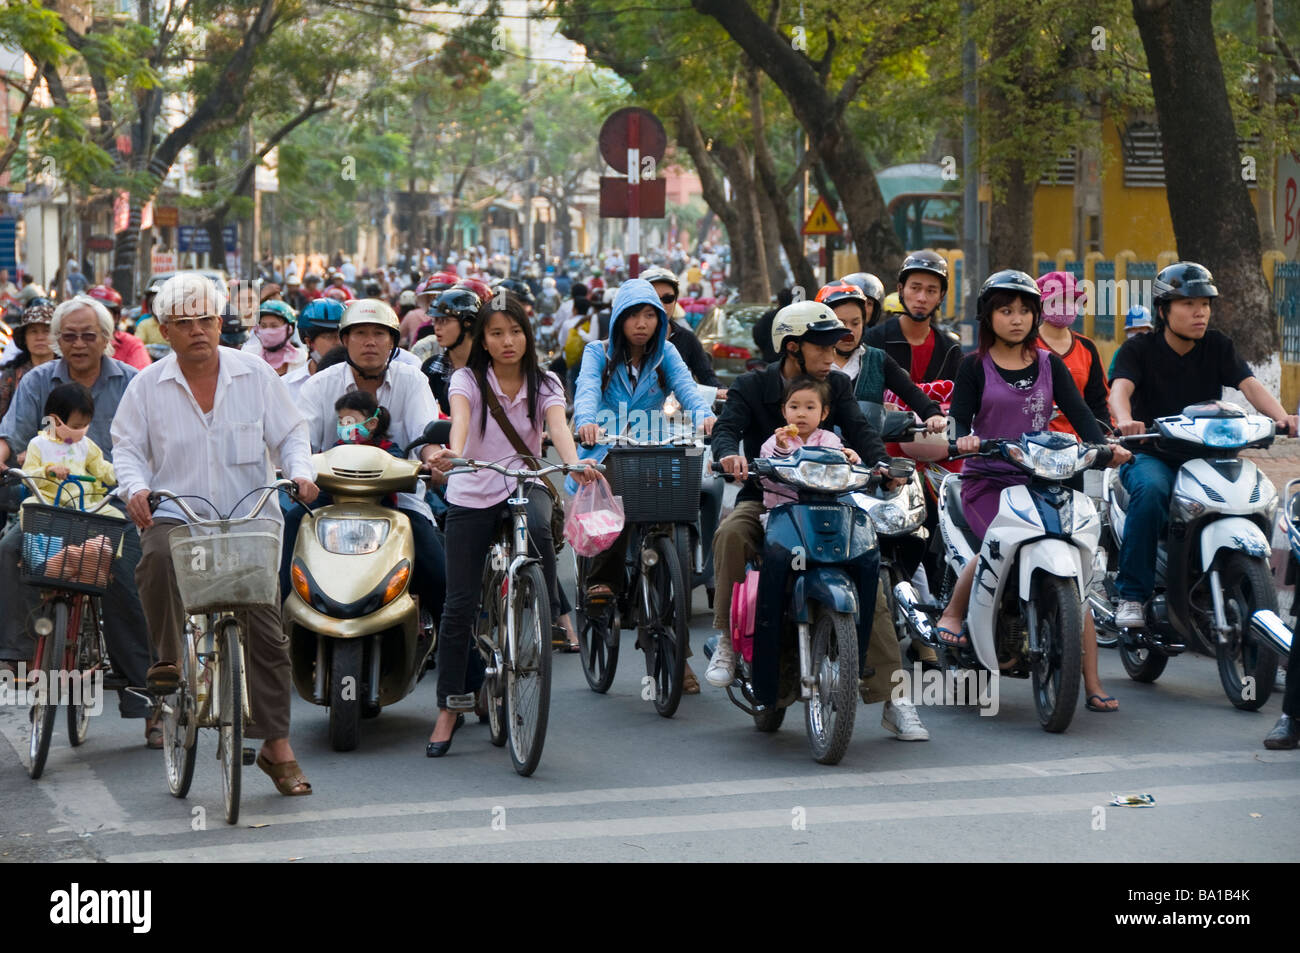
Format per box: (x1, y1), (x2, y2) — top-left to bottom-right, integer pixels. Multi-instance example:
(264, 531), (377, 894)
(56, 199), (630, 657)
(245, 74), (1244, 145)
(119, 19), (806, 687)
(704, 446), (897, 764)
(663, 388), (726, 606)
(282, 443), (436, 751)
(1089, 401), (1286, 710)
(935, 431), (1114, 732)
(1250, 478), (1298, 663)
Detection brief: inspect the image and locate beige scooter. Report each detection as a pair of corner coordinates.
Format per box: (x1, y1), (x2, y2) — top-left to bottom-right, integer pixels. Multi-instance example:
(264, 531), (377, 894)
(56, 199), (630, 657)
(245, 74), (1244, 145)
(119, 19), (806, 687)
(283, 443), (435, 751)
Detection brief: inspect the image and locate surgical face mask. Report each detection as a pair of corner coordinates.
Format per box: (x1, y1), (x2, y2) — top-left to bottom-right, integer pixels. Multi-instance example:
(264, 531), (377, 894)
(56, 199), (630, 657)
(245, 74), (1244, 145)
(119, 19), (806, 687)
(51, 416), (89, 444)
(255, 324), (291, 349)
(1042, 309), (1076, 328)
(337, 415), (377, 443)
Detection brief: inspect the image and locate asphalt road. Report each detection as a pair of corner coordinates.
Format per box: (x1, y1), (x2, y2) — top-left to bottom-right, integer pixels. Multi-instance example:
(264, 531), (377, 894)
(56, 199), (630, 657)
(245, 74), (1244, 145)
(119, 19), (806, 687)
(2, 578), (1296, 863)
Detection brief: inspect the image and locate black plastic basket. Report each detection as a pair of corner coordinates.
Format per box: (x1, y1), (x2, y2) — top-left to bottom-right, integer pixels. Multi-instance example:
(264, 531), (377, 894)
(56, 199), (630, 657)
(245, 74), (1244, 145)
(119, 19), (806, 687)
(19, 503), (127, 596)
(604, 446), (703, 524)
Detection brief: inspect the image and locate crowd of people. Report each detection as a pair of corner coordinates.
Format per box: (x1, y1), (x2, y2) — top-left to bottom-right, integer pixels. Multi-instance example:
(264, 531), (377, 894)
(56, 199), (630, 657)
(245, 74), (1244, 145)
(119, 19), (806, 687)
(2, 245), (1298, 802)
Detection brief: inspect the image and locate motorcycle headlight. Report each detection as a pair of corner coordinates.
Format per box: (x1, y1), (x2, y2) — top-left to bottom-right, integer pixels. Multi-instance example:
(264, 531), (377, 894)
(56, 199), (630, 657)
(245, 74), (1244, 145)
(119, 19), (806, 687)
(1173, 493), (1205, 519)
(868, 501), (919, 534)
(316, 518), (390, 555)
(789, 461), (870, 492)
(1024, 443), (1083, 479)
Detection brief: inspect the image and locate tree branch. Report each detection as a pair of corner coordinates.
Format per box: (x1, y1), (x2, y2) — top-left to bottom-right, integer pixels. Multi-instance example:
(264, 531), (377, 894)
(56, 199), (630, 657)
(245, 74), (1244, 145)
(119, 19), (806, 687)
(1274, 26), (1300, 80)
(0, 63), (44, 178)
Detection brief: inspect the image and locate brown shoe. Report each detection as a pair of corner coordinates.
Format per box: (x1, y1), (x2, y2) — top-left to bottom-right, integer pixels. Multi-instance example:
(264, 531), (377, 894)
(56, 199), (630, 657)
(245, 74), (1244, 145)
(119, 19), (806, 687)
(145, 661), (180, 692)
(683, 663), (700, 695)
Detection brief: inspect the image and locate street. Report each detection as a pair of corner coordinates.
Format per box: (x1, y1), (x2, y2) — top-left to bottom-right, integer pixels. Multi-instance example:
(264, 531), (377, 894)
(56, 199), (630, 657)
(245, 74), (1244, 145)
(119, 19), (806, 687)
(2, 584), (1296, 863)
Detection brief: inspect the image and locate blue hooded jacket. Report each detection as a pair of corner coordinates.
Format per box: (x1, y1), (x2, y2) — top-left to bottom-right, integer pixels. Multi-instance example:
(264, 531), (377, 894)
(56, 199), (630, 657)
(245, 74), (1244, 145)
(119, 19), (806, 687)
(568, 278), (715, 493)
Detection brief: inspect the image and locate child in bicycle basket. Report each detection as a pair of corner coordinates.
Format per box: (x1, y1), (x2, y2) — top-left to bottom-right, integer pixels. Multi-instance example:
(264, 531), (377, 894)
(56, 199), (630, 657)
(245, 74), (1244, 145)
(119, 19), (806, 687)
(425, 291), (597, 757)
(23, 382), (115, 505)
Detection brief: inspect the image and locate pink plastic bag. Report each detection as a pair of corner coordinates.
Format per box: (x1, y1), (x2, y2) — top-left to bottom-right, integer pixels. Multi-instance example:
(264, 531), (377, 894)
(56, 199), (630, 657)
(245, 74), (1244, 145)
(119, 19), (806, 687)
(729, 568), (760, 663)
(564, 474), (626, 557)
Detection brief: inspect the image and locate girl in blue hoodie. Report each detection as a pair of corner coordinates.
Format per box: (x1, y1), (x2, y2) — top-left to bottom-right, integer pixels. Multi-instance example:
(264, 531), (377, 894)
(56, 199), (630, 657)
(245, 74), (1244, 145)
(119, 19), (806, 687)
(571, 279), (716, 612)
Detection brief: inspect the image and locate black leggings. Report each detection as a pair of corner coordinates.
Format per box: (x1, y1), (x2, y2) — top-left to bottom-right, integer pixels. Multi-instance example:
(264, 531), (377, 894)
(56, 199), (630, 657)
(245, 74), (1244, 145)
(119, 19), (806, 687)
(434, 486), (558, 709)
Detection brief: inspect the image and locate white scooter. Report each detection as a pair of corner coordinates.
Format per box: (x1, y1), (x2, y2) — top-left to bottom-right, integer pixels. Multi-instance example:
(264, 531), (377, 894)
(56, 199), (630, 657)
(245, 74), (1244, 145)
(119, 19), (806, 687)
(1088, 401), (1284, 710)
(934, 431), (1114, 732)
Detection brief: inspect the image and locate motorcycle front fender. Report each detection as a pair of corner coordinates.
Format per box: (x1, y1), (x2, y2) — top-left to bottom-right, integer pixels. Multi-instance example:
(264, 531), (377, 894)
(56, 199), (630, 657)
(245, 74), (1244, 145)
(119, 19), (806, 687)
(1199, 517), (1271, 571)
(790, 568), (859, 623)
(1017, 538), (1084, 599)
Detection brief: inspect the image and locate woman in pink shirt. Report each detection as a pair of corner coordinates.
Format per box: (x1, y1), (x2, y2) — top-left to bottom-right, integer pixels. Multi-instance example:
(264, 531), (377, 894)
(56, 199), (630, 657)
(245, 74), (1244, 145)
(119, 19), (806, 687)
(426, 293), (596, 756)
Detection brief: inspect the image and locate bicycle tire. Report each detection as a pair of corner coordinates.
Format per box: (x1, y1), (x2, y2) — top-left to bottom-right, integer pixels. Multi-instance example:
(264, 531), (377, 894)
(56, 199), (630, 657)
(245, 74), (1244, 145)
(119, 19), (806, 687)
(28, 601), (67, 780)
(506, 563), (551, 776)
(219, 619), (243, 825)
(576, 556), (619, 693)
(163, 622), (198, 798)
(645, 533), (688, 718)
(482, 573), (507, 748)
(67, 596), (95, 747)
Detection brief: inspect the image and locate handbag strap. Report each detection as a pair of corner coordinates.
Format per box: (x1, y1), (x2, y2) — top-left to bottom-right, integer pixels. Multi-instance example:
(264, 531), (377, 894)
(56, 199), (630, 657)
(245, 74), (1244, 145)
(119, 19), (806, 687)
(482, 384), (560, 503)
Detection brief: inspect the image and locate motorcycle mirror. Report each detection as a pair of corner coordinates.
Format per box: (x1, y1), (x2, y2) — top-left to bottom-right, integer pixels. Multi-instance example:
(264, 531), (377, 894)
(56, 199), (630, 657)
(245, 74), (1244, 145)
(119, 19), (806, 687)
(411, 420), (451, 454)
(888, 459), (916, 480)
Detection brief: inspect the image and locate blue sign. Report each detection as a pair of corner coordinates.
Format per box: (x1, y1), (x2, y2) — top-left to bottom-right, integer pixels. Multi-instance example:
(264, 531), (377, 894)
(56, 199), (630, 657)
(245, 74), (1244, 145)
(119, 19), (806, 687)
(178, 225), (236, 253)
(0, 218), (16, 273)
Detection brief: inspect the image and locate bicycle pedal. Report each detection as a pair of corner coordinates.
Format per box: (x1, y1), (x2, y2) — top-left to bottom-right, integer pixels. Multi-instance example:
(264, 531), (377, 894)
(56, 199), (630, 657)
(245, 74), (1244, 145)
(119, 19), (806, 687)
(241, 747), (256, 766)
(445, 693), (476, 712)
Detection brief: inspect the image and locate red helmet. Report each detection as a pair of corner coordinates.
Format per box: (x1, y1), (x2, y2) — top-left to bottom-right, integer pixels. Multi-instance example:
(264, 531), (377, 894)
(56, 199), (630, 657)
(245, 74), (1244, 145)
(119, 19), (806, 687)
(88, 285), (123, 309)
(455, 278), (493, 303)
(324, 286), (351, 302)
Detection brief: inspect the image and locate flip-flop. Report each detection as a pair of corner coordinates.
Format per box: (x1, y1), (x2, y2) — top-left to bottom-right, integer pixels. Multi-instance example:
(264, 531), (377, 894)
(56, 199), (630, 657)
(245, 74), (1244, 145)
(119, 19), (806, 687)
(934, 625), (968, 648)
(1086, 693), (1119, 713)
(255, 753), (313, 796)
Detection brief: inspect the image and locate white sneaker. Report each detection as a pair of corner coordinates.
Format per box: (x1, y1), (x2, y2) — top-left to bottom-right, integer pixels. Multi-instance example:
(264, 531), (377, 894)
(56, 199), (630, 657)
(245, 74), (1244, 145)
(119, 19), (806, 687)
(1115, 600), (1145, 628)
(705, 634), (735, 687)
(881, 698), (930, 741)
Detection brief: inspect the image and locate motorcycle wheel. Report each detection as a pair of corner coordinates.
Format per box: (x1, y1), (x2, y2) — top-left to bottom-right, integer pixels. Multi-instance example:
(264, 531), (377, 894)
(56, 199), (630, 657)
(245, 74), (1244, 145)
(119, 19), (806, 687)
(1214, 553), (1278, 711)
(1031, 577), (1082, 733)
(1119, 638), (1169, 683)
(804, 609), (858, 765)
(753, 706), (786, 732)
(328, 638), (363, 752)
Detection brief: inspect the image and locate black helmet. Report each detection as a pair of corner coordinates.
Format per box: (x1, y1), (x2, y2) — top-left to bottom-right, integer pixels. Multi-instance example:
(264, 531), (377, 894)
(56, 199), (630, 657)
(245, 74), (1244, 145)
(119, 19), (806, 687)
(897, 250), (949, 294)
(837, 272), (885, 319)
(1153, 261), (1217, 306)
(431, 288), (482, 326)
(493, 278), (535, 308)
(976, 269), (1042, 318)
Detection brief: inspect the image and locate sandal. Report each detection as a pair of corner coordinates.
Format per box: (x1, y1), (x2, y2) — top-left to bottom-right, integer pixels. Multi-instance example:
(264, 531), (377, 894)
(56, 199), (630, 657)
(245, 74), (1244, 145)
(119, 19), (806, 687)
(934, 626), (968, 648)
(145, 715), (164, 749)
(1086, 693), (1119, 713)
(145, 661), (180, 692)
(585, 584), (614, 608)
(255, 752), (313, 796)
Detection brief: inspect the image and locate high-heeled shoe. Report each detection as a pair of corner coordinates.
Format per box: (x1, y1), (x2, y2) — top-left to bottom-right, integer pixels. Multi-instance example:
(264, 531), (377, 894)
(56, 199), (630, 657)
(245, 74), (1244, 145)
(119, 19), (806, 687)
(425, 713), (465, 758)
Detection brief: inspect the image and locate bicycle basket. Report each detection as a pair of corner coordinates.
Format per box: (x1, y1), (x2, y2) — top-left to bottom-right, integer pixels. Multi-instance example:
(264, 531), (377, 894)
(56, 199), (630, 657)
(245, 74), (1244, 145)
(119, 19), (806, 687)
(19, 503), (127, 595)
(168, 518), (283, 614)
(604, 446), (703, 523)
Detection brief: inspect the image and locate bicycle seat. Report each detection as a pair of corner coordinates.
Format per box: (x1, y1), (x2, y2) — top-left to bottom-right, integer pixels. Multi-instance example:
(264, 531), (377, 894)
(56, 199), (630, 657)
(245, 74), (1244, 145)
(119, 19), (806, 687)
(942, 477), (981, 553)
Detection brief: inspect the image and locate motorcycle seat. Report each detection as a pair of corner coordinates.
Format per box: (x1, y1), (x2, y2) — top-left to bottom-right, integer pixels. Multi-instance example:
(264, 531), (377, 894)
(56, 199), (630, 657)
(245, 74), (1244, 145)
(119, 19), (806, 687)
(942, 477), (982, 553)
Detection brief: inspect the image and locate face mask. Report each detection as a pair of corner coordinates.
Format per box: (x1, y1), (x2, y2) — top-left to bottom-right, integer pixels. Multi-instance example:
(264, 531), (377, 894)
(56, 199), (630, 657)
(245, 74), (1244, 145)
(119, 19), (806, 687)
(1042, 309), (1075, 329)
(337, 416), (377, 443)
(51, 416), (88, 444)
(255, 325), (290, 350)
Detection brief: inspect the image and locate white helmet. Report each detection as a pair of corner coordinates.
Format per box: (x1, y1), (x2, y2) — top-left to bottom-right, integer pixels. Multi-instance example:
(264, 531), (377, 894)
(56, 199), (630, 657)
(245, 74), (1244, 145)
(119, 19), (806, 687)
(339, 298), (400, 342)
(770, 300), (850, 355)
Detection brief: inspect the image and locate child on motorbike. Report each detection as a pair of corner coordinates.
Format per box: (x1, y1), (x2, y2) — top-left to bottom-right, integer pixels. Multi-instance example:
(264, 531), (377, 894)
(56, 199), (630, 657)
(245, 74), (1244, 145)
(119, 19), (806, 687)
(758, 376), (859, 516)
(933, 271), (1129, 710)
(333, 391), (403, 458)
(23, 382), (115, 504)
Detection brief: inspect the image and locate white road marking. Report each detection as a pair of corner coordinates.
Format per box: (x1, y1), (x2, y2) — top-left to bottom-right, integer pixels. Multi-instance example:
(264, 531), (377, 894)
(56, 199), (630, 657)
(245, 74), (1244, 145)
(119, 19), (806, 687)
(101, 779), (1300, 862)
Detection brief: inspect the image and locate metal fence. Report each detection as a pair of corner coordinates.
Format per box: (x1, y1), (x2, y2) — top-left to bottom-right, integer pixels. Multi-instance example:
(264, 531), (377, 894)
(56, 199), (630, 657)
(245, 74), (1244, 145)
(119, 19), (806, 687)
(1093, 260), (1116, 340)
(1277, 261), (1300, 363)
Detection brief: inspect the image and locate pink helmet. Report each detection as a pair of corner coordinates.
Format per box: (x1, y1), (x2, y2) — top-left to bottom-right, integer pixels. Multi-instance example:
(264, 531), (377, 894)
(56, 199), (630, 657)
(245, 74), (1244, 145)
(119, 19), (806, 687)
(1036, 271), (1086, 328)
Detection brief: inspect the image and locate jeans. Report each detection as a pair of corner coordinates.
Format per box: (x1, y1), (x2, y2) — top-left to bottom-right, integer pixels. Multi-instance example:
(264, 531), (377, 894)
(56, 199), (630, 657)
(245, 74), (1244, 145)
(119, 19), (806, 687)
(435, 487), (557, 709)
(280, 496), (447, 630)
(1116, 454), (1178, 603)
(0, 504), (153, 717)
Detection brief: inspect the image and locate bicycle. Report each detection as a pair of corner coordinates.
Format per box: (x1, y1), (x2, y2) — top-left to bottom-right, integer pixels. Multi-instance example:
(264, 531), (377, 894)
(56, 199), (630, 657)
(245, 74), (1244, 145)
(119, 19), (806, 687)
(443, 457), (599, 776)
(575, 431), (703, 718)
(141, 481), (293, 825)
(3, 469), (124, 780)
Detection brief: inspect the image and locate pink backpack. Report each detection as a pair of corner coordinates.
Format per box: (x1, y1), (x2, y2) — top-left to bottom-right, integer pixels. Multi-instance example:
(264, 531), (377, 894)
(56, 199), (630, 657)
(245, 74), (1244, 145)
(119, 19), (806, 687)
(729, 568), (761, 663)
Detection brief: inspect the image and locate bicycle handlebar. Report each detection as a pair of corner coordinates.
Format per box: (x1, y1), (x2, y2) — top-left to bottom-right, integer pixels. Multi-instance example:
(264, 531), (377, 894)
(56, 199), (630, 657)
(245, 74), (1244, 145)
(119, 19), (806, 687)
(0, 468), (119, 514)
(444, 458), (606, 480)
(578, 430), (707, 449)
(148, 479), (297, 524)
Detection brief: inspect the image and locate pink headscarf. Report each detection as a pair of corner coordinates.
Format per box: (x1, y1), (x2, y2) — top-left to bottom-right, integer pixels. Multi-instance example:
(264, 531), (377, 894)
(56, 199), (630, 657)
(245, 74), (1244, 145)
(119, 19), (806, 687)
(1036, 271), (1087, 328)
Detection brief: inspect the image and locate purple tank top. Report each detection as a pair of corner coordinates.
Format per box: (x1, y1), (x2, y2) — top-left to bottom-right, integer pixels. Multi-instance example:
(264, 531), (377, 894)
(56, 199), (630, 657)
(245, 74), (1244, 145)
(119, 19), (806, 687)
(965, 349), (1053, 481)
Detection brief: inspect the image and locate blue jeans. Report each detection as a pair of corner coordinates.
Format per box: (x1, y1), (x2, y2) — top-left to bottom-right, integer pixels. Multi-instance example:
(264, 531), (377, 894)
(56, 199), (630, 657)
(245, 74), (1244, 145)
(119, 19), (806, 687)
(1115, 454), (1178, 602)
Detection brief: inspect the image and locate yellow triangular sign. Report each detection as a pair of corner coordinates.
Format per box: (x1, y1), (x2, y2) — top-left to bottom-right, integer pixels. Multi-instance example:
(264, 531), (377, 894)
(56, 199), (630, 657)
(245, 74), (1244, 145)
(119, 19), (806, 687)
(801, 197), (841, 235)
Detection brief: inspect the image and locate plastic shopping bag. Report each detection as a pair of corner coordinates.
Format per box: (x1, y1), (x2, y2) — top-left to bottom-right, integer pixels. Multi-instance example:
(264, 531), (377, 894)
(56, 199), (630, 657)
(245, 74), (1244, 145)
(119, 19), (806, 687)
(729, 568), (760, 663)
(564, 474), (625, 557)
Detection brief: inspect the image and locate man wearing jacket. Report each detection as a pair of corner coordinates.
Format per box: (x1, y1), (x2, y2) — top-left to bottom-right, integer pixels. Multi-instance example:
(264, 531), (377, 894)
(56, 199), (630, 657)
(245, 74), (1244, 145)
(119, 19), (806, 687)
(862, 250), (962, 385)
(705, 301), (930, 740)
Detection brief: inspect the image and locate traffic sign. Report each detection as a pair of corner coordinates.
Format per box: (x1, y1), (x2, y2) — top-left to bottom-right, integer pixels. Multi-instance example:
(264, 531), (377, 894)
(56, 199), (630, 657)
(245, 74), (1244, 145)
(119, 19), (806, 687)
(801, 197), (842, 236)
(599, 107), (666, 174)
(599, 176), (666, 218)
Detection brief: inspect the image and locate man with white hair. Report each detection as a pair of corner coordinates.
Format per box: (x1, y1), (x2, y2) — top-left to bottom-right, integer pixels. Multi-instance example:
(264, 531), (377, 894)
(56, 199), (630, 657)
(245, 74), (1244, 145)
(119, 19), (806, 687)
(0, 294), (157, 738)
(112, 272), (319, 794)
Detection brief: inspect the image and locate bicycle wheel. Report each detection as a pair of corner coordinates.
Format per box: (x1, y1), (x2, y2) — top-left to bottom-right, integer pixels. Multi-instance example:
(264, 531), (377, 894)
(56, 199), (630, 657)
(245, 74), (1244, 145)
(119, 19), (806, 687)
(28, 601), (67, 780)
(163, 623), (198, 798)
(643, 533), (688, 718)
(480, 574), (507, 748)
(218, 619), (244, 825)
(576, 556), (619, 693)
(506, 563), (552, 776)
(67, 596), (96, 747)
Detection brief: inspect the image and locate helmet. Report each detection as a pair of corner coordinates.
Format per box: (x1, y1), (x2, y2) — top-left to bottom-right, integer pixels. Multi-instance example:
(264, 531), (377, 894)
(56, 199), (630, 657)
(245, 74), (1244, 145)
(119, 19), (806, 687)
(1124, 304), (1153, 331)
(897, 250), (949, 294)
(339, 298), (401, 341)
(1153, 261), (1217, 306)
(815, 281), (869, 318)
(976, 269), (1041, 318)
(87, 285), (123, 310)
(257, 299), (297, 326)
(770, 301), (851, 355)
(398, 289), (417, 308)
(415, 271), (459, 301)
(837, 272), (885, 317)
(492, 278), (535, 308)
(298, 298), (344, 339)
(638, 266), (680, 297)
(882, 292), (904, 314)
(456, 277), (493, 303)
(324, 287), (349, 302)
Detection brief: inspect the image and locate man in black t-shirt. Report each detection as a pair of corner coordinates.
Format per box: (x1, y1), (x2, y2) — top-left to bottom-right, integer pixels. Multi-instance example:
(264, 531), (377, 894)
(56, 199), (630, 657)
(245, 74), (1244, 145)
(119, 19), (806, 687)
(1107, 262), (1298, 628)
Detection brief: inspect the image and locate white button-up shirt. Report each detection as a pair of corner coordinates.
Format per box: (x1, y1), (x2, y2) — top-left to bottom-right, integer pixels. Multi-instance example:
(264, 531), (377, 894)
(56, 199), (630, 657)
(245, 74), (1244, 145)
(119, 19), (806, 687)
(297, 359), (438, 523)
(112, 348), (314, 524)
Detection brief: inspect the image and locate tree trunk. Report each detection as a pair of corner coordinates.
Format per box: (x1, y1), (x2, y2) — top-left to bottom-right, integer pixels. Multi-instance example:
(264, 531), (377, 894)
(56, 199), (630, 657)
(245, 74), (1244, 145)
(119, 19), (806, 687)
(1131, 0), (1276, 367)
(754, 184), (787, 291)
(713, 142), (769, 301)
(747, 65), (813, 293)
(987, 157), (1035, 270)
(692, 0), (903, 275)
(674, 101), (747, 288)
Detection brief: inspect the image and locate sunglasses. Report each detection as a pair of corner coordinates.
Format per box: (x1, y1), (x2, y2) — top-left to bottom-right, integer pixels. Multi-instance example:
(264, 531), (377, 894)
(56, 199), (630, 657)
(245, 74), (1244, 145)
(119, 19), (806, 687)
(169, 315), (220, 333)
(58, 332), (101, 345)
(658, 294), (677, 305)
